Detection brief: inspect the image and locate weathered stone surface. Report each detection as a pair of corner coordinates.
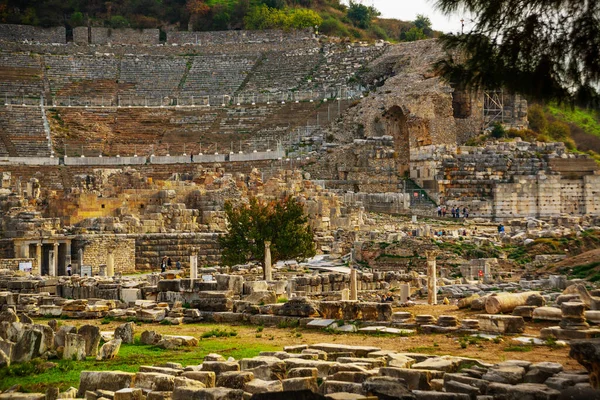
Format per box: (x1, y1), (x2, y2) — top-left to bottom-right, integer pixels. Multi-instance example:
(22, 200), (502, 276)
(477, 314), (525, 334)
(243, 379), (283, 394)
(63, 333), (86, 361)
(141, 330), (162, 345)
(156, 335), (198, 349)
(486, 382), (561, 400)
(12, 329), (43, 363)
(114, 388), (144, 400)
(77, 371), (135, 397)
(182, 371), (216, 388)
(276, 297), (319, 317)
(281, 377), (319, 392)
(97, 338), (122, 361)
(362, 376), (414, 400)
(201, 361), (240, 374)
(215, 371), (254, 389)
(78, 325), (101, 357)
(287, 368), (319, 379)
(482, 366), (526, 384)
(569, 338), (600, 388)
(114, 323), (135, 344)
(135, 372), (176, 391)
(379, 368), (431, 390)
(321, 380), (364, 395)
(171, 387), (244, 400)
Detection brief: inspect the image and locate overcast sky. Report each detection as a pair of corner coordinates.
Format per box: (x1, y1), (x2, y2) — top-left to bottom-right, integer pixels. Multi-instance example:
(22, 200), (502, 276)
(345, 0), (468, 34)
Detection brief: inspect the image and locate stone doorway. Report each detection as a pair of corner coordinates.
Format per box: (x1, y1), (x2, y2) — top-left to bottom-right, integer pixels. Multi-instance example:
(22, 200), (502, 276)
(383, 105), (410, 176)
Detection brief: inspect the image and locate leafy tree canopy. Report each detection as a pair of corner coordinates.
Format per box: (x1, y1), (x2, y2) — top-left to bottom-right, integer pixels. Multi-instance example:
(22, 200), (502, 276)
(347, 0), (380, 29)
(219, 197), (316, 266)
(434, 0), (600, 108)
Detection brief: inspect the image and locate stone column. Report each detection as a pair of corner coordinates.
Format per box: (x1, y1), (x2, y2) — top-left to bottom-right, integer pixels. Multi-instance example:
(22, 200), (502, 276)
(426, 251), (437, 305)
(49, 244), (58, 276)
(107, 249), (115, 277)
(65, 240), (72, 269)
(560, 302), (589, 330)
(264, 241), (272, 281)
(190, 254), (198, 280)
(349, 268), (358, 301)
(21, 243), (30, 258)
(36, 243), (42, 275)
(400, 283), (410, 303)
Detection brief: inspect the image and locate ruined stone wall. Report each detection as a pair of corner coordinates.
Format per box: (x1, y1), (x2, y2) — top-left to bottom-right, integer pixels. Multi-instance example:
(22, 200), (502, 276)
(491, 176), (597, 218)
(292, 271), (411, 294)
(0, 36), (315, 56)
(133, 232), (220, 271)
(0, 161), (278, 191)
(89, 28), (159, 45)
(72, 236), (136, 273)
(0, 258), (36, 271)
(167, 29), (313, 45)
(0, 24), (65, 44)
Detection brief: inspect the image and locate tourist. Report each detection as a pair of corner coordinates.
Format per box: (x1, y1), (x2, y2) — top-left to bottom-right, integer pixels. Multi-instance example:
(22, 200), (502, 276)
(451, 206), (456, 218)
(442, 206), (446, 217)
(167, 257), (172, 268)
(161, 256), (167, 273)
(67, 264), (72, 276)
(437, 205), (442, 217)
(176, 259), (181, 270)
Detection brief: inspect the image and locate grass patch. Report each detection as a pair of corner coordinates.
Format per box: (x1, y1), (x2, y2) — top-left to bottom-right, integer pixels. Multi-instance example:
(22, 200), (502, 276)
(200, 327), (238, 338)
(503, 344), (533, 352)
(1, 323), (279, 393)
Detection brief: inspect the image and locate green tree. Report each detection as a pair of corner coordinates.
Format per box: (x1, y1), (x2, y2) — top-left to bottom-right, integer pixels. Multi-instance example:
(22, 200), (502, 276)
(108, 15), (129, 28)
(434, 0), (600, 108)
(347, 0), (379, 29)
(413, 14), (432, 35)
(219, 197), (315, 266)
(288, 8), (322, 29)
(402, 26), (425, 42)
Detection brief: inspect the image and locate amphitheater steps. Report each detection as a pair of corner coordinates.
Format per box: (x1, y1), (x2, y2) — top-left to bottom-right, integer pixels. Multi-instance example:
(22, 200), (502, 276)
(235, 52), (265, 95)
(0, 130), (17, 156)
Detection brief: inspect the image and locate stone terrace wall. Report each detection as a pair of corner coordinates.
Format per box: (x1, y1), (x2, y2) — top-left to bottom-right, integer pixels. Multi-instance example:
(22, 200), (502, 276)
(0, 258), (36, 271)
(72, 236), (136, 273)
(133, 232), (220, 270)
(0, 24), (65, 44)
(0, 39), (317, 57)
(0, 161), (279, 191)
(167, 29), (313, 45)
(89, 28), (160, 45)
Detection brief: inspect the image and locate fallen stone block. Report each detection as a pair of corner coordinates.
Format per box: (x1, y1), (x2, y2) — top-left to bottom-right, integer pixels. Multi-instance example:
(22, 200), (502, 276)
(77, 371), (135, 397)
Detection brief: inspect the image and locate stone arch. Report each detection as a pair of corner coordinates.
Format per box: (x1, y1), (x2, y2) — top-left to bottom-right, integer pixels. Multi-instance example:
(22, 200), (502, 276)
(382, 105), (410, 175)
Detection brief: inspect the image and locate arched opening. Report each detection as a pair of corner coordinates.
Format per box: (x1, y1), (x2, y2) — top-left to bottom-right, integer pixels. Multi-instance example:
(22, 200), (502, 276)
(382, 105), (410, 175)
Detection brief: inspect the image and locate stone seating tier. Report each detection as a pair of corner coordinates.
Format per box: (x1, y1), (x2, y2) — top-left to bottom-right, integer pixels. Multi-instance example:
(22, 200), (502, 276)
(0, 53), (44, 97)
(0, 106), (50, 157)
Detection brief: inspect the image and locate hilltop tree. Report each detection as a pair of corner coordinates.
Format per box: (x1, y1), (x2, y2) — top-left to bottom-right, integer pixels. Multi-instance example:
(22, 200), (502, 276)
(434, 0), (600, 108)
(219, 197), (315, 266)
(347, 0), (380, 29)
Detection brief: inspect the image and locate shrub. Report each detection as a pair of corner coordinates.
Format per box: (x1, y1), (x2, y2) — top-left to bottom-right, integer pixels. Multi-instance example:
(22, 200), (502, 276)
(201, 328), (238, 338)
(527, 104), (547, 133)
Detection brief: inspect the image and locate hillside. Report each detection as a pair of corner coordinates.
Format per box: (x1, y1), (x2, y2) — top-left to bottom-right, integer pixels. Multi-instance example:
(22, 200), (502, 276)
(0, 0), (440, 43)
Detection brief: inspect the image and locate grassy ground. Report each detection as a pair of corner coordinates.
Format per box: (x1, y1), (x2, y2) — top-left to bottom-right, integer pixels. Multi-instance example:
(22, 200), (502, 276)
(0, 309), (582, 393)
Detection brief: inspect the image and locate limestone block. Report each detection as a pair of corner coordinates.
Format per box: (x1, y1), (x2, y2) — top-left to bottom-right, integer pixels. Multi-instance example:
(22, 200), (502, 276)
(77, 371), (135, 397)
(97, 338), (122, 361)
(64, 333), (86, 361)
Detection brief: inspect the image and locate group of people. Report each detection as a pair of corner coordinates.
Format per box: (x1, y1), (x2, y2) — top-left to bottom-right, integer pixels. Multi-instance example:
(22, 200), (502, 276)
(377, 292), (395, 302)
(160, 256), (182, 273)
(437, 205), (469, 219)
